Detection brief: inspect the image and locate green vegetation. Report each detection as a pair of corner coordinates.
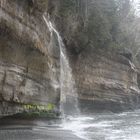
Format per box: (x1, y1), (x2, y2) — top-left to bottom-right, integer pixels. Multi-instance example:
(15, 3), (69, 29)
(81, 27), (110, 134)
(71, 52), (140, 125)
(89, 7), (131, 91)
(59, 0), (77, 16)
(14, 103), (59, 119)
(23, 103), (55, 112)
(49, 0), (138, 54)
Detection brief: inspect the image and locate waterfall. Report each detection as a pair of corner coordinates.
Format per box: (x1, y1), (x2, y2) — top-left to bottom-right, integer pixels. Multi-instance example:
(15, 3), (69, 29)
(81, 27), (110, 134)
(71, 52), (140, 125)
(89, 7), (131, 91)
(43, 15), (79, 116)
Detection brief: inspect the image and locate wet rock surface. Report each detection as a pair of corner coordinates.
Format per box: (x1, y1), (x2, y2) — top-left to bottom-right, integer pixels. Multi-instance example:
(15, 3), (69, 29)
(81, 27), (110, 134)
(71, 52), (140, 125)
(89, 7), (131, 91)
(0, 0), (60, 117)
(47, 0), (140, 112)
(0, 118), (83, 140)
(0, 0), (140, 117)
(72, 48), (140, 112)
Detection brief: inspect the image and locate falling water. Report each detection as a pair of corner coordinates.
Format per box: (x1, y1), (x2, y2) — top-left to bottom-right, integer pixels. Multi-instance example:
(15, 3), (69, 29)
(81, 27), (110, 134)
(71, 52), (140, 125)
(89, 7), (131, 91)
(43, 14), (79, 116)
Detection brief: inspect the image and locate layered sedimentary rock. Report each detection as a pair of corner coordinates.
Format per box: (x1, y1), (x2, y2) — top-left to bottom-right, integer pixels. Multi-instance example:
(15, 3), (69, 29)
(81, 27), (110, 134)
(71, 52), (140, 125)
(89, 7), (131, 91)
(0, 0), (60, 117)
(70, 48), (140, 112)
(0, 0), (140, 117)
(48, 0), (140, 112)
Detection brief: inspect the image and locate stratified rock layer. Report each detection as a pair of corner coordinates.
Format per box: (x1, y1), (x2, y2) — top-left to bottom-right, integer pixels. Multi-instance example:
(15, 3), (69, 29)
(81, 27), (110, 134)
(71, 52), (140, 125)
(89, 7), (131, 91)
(70, 48), (140, 112)
(0, 0), (140, 117)
(0, 0), (60, 117)
(48, 0), (140, 112)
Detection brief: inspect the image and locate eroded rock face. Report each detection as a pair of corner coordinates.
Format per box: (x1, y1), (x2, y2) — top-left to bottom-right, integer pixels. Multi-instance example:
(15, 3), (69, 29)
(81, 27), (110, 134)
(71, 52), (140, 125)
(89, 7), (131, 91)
(48, 0), (140, 112)
(0, 0), (60, 117)
(0, 0), (140, 117)
(70, 48), (140, 112)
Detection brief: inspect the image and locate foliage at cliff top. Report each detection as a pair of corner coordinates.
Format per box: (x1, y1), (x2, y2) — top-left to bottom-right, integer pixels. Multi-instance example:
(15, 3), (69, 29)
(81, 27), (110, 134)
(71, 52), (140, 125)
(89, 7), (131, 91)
(48, 0), (138, 54)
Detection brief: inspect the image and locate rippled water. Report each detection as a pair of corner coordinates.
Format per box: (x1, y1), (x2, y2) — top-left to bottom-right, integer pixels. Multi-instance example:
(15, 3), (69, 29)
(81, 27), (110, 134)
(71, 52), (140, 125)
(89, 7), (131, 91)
(1, 110), (140, 140)
(60, 109), (140, 140)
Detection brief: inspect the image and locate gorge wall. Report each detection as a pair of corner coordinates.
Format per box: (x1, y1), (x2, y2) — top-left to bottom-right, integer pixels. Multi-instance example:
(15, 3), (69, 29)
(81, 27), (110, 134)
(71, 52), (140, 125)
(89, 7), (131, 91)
(48, 0), (140, 112)
(0, 0), (140, 117)
(0, 0), (60, 117)
(71, 48), (140, 112)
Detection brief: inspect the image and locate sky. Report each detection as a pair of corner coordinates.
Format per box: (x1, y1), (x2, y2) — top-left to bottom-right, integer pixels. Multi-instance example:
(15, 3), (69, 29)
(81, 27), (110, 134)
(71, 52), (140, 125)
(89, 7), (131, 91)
(132, 0), (140, 15)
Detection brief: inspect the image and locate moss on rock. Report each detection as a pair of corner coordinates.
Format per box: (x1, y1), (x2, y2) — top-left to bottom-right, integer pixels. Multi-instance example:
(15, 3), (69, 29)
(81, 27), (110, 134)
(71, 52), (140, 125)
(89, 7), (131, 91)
(13, 103), (60, 119)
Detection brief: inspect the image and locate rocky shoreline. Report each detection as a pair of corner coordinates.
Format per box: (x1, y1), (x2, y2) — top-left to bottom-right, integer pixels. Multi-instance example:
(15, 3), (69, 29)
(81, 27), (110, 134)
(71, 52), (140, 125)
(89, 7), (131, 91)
(0, 118), (83, 140)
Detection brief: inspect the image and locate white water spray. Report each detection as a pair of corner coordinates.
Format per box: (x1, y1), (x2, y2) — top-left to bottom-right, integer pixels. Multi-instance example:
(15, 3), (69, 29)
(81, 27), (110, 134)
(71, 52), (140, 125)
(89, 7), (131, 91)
(43, 14), (79, 115)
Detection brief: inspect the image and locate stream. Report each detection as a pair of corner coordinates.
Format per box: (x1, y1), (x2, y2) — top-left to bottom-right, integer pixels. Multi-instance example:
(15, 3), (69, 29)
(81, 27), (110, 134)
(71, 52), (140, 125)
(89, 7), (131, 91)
(1, 109), (140, 140)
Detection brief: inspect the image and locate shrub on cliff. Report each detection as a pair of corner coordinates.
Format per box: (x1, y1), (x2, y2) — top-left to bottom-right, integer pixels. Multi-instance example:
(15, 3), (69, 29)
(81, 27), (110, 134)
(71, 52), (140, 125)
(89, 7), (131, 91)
(48, 0), (138, 54)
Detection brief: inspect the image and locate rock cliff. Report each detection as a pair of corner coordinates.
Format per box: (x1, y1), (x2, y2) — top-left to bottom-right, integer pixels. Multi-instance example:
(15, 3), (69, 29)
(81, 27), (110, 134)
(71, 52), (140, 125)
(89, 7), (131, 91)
(71, 48), (140, 112)
(0, 0), (140, 117)
(48, 0), (140, 112)
(0, 0), (60, 117)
